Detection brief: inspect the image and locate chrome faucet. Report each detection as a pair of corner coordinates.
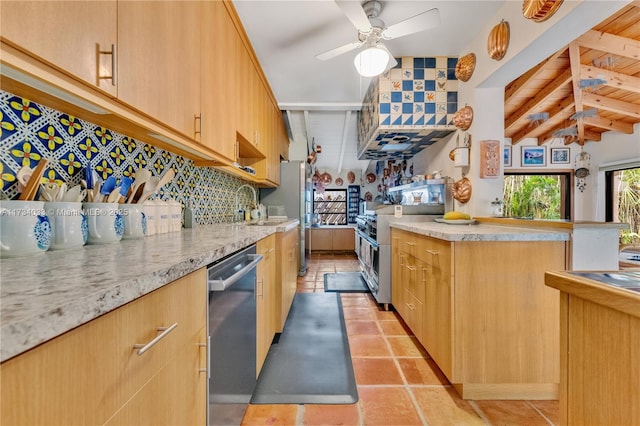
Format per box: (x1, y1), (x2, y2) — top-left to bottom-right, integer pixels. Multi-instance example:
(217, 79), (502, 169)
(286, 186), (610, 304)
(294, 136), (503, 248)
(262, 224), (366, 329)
(235, 184), (257, 222)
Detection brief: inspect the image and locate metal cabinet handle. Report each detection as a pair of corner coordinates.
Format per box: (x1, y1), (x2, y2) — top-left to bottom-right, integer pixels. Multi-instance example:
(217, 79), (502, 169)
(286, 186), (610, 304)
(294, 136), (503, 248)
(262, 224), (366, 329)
(98, 43), (117, 86)
(199, 337), (209, 377)
(133, 323), (178, 355)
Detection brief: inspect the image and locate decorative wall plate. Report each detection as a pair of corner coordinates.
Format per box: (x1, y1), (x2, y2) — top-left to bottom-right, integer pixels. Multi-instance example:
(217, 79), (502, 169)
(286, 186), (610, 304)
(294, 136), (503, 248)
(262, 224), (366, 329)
(366, 173), (376, 183)
(347, 171), (356, 184)
(335, 177), (343, 186)
(523, 0), (564, 22)
(487, 20), (510, 61)
(455, 53), (476, 82)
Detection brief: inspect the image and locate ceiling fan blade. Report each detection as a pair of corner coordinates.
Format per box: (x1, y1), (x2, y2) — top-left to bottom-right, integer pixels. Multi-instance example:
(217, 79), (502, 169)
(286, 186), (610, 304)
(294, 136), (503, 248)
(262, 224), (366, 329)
(378, 43), (398, 72)
(315, 41), (363, 61)
(382, 8), (440, 40)
(335, 0), (372, 33)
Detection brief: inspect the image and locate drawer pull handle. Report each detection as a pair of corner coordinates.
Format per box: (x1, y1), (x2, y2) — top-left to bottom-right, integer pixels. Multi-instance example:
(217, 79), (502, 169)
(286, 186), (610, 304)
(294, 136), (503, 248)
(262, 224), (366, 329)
(133, 322), (178, 355)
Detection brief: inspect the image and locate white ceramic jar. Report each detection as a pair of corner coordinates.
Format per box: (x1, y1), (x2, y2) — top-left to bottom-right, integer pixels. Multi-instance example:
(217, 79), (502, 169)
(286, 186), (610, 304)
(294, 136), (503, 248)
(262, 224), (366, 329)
(44, 201), (87, 250)
(82, 202), (123, 244)
(0, 200), (51, 257)
(143, 199), (157, 236)
(119, 203), (147, 239)
(157, 200), (169, 234)
(168, 199), (181, 232)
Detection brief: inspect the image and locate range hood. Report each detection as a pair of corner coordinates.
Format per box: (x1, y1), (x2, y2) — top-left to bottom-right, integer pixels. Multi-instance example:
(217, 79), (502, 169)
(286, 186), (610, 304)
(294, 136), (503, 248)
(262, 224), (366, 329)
(357, 57), (458, 161)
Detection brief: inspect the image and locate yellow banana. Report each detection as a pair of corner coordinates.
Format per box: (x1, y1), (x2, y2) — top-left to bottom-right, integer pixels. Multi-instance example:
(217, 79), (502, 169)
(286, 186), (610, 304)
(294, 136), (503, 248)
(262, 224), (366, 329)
(443, 211), (471, 220)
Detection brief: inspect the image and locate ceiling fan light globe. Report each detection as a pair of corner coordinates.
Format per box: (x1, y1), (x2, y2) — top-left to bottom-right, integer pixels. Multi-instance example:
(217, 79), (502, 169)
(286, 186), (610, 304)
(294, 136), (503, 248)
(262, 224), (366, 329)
(354, 47), (389, 77)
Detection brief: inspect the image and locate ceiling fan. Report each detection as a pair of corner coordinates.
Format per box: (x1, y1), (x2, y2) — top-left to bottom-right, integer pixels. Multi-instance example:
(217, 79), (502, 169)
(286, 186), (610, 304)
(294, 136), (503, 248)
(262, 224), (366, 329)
(316, 0), (441, 77)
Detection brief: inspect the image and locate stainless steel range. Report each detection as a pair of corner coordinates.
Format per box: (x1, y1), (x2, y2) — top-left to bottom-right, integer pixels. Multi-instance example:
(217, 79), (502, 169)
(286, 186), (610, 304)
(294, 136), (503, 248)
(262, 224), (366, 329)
(355, 204), (443, 308)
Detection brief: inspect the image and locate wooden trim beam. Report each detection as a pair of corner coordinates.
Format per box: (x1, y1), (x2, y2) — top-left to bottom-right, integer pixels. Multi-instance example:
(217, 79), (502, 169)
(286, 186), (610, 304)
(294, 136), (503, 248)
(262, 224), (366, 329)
(505, 48), (568, 101)
(583, 92), (640, 119)
(568, 42), (585, 145)
(583, 116), (635, 134)
(581, 65), (640, 94)
(510, 97), (575, 144)
(505, 68), (573, 131)
(577, 29), (640, 60)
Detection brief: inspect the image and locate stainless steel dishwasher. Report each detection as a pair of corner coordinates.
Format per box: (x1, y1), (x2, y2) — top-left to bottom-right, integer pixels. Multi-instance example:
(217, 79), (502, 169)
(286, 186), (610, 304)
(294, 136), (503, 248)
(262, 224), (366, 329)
(207, 244), (263, 425)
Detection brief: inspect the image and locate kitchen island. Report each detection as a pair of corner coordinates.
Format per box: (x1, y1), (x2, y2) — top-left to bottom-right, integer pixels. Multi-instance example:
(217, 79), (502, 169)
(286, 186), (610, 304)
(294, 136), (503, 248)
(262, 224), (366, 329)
(545, 270), (640, 426)
(390, 221), (569, 400)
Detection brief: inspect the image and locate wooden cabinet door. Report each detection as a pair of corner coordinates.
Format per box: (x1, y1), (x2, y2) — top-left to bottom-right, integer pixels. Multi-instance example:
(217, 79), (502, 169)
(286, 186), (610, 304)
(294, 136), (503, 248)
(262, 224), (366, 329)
(200, 1), (239, 162)
(419, 236), (452, 377)
(277, 228), (298, 331)
(256, 235), (276, 373)
(0, 0), (118, 97)
(310, 228), (333, 251)
(117, 1), (201, 138)
(333, 228), (355, 251)
(391, 233), (402, 308)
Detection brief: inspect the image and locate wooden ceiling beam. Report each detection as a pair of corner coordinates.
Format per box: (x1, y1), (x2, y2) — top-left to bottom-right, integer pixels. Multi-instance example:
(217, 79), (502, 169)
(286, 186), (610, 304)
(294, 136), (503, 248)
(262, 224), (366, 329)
(584, 129), (602, 142)
(569, 42), (586, 145)
(505, 48), (568, 101)
(581, 64), (640, 94)
(509, 97), (575, 144)
(583, 116), (635, 133)
(577, 29), (640, 60)
(505, 68), (573, 131)
(583, 92), (640, 118)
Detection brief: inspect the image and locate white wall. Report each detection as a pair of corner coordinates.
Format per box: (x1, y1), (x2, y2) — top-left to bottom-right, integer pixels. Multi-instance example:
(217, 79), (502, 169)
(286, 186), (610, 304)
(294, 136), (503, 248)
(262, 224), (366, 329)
(413, 0), (636, 219)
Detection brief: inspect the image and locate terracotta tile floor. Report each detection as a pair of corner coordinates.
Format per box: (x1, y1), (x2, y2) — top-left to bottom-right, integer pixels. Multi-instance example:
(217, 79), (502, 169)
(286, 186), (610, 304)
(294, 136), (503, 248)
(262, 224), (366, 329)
(241, 252), (559, 426)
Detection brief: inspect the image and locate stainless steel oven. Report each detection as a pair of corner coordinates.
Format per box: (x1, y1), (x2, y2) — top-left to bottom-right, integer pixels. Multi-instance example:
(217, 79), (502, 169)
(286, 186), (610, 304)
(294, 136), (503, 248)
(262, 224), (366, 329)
(356, 229), (379, 293)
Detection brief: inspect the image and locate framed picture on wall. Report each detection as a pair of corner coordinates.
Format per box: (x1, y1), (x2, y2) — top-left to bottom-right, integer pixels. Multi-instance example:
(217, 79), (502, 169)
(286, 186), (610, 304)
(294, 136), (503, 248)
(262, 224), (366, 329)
(521, 146), (546, 167)
(550, 147), (570, 164)
(503, 146), (512, 167)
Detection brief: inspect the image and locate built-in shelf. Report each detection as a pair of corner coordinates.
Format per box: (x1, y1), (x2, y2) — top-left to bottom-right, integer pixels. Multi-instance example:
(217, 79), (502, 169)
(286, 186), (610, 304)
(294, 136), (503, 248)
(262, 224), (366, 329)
(387, 178), (447, 193)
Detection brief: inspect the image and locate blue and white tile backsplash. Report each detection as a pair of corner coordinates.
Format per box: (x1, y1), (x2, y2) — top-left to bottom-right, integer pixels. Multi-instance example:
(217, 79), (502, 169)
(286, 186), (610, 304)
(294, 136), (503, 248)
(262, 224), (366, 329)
(0, 90), (257, 225)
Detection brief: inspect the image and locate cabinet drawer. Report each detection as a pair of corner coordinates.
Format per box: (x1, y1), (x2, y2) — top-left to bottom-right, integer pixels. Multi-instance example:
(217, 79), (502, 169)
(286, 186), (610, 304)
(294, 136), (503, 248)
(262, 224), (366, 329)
(0, 268), (206, 426)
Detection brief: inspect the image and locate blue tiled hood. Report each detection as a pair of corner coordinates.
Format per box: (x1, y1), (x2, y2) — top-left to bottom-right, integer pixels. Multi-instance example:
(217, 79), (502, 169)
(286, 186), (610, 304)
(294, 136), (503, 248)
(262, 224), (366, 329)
(357, 57), (458, 161)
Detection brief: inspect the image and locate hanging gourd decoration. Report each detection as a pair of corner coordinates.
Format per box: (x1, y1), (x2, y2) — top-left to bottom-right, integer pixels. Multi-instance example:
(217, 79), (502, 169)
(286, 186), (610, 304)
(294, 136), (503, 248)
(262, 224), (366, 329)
(487, 19), (510, 61)
(452, 105), (474, 131)
(522, 0), (564, 22)
(455, 53), (476, 82)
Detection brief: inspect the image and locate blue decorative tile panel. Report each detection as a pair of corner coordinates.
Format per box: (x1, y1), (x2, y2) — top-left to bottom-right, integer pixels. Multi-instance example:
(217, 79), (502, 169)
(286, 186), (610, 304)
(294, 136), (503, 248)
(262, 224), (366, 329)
(357, 56), (458, 161)
(0, 91), (257, 225)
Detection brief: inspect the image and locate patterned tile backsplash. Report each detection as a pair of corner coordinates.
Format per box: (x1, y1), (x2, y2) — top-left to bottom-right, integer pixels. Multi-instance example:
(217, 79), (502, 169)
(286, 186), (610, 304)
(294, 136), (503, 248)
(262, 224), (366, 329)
(357, 57), (458, 161)
(0, 90), (257, 225)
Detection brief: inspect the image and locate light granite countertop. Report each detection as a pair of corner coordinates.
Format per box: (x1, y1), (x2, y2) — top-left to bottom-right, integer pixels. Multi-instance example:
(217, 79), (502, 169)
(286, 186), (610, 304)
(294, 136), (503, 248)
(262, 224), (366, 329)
(390, 221), (571, 242)
(0, 220), (299, 362)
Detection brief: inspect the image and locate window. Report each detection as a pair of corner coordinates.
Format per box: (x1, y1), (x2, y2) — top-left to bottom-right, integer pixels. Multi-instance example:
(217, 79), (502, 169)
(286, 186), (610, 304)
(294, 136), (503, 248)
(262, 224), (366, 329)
(503, 172), (572, 220)
(313, 189), (347, 225)
(605, 167), (640, 244)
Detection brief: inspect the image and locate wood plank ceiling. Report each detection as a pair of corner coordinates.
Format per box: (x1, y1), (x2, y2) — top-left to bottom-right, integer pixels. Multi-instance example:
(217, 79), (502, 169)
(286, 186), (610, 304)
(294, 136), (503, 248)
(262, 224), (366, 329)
(505, 2), (640, 146)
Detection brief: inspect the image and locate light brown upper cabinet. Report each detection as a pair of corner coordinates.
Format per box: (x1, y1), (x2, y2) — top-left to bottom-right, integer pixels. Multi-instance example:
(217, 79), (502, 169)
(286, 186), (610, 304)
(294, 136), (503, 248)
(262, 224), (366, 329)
(117, 1), (201, 139)
(200, 1), (239, 163)
(0, 0), (118, 97)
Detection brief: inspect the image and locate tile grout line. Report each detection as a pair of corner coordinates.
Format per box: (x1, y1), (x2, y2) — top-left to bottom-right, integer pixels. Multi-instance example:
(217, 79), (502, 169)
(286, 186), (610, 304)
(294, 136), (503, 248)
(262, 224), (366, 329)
(468, 400), (493, 426)
(526, 400), (556, 426)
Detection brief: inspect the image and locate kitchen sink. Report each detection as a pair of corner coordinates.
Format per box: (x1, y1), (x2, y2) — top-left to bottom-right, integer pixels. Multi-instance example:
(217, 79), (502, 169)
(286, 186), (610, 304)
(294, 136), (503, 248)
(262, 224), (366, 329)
(246, 221), (287, 226)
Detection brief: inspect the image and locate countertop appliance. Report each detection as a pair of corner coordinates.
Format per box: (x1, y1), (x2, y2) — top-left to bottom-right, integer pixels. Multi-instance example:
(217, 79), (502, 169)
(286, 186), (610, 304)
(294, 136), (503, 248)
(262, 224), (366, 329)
(260, 160), (312, 275)
(355, 204), (443, 308)
(207, 245), (263, 425)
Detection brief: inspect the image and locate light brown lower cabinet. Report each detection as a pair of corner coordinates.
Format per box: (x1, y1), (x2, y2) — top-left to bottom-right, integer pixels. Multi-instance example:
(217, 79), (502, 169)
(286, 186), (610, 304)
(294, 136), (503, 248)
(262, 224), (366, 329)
(308, 227), (355, 251)
(276, 227), (299, 332)
(391, 228), (566, 400)
(0, 269), (207, 425)
(256, 234), (277, 374)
